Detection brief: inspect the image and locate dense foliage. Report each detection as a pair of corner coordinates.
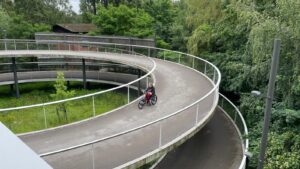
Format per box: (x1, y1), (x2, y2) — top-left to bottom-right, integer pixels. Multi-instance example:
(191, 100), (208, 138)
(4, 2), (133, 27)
(179, 0), (300, 168)
(0, 0), (77, 39)
(92, 4), (154, 38)
(0, 0), (299, 167)
(82, 0), (177, 48)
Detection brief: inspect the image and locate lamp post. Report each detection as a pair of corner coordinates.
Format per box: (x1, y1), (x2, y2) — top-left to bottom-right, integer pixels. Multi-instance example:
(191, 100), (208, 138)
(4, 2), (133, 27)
(256, 39), (281, 169)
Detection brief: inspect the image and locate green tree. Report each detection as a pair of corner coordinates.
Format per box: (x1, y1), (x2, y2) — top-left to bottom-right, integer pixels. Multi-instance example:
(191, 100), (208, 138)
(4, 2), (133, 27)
(142, 0), (176, 44)
(92, 4), (154, 38)
(182, 0), (300, 168)
(14, 0), (76, 24)
(0, 6), (10, 38)
(50, 72), (75, 123)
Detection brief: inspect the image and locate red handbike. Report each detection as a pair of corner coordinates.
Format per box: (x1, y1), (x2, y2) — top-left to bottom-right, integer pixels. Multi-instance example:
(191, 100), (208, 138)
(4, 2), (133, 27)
(138, 91), (158, 109)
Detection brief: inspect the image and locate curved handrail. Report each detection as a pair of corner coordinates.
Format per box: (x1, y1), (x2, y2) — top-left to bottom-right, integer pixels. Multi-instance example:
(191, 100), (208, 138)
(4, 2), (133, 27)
(0, 39), (222, 168)
(0, 47), (156, 112)
(219, 93), (249, 169)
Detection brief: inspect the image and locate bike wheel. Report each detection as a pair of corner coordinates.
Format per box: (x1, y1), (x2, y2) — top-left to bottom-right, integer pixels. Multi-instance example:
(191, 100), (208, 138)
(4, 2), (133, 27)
(151, 95), (158, 105)
(138, 100), (144, 109)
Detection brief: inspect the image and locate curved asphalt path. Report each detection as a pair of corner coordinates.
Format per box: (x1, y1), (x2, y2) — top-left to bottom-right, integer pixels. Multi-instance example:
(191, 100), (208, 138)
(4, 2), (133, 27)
(154, 107), (243, 169)
(0, 50), (216, 169)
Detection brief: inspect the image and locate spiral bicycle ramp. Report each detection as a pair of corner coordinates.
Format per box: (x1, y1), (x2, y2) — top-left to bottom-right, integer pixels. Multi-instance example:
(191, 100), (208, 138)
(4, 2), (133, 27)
(0, 45), (244, 169)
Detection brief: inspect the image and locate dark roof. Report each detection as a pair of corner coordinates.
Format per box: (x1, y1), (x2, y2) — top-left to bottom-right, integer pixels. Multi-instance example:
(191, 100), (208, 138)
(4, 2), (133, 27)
(53, 24), (97, 33)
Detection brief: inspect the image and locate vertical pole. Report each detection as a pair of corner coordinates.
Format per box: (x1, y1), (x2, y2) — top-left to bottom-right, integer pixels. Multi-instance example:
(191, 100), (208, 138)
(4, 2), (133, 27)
(257, 39), (281, 169)
(148, 48), (150, 57)
(82, 58), (87, 89)
(127, 85), (130, 104)
(43, 104), (47, 129)
(26, 42), (29, 50)
(92, 96), (96, 117)
(204, 63), (207, 74)
(138, 69), (141, 96)
(12, 57), (19, 98)
(14, 40), (16, 50)
(163, 51), (166, 60)
(178, 54), (181, 64)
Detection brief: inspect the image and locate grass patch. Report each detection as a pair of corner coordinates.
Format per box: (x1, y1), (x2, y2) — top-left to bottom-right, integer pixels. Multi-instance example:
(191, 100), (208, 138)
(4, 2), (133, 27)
(0, 82), (129, 133)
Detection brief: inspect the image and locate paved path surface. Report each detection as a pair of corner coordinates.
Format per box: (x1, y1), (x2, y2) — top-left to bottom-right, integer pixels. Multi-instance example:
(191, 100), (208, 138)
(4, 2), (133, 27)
(155, 107), (243, 169)
(0, 50), (217, 169)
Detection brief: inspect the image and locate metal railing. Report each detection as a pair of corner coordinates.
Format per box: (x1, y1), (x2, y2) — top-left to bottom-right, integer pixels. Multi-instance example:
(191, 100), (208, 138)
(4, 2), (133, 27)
(0, 40), (156, 133)
(0, 39), (223, 168)
(219, 93), (249, 169)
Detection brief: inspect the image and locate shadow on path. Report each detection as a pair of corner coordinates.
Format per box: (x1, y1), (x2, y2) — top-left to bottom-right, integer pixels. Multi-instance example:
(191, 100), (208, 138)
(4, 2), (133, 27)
(155, 107), (243, 169)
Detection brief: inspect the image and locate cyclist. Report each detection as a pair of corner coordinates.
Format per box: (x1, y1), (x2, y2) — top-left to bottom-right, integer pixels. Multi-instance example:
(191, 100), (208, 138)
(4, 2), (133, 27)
(145, 83), (155, 102)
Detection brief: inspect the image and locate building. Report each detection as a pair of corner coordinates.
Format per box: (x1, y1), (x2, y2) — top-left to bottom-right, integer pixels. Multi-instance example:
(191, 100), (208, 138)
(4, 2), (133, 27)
(52, 24), (97, 34)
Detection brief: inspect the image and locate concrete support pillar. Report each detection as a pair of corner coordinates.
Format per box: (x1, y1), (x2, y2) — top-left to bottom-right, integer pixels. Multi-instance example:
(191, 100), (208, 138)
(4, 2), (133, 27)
(67, 81), (70, 88)
(11, 57), (20, 98)
(82, 58), (87, 89)
(10, 84), (14, 95)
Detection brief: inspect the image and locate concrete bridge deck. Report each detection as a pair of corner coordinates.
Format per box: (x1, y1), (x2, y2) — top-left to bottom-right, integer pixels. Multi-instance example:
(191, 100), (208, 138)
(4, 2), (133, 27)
(0, 50), (242, 169)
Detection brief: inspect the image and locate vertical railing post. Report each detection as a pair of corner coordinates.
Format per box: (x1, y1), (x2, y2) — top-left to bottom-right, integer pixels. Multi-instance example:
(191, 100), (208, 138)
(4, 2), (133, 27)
(48, 43), (50, 50)
(148, 48), (150, 57)
(195, 103), (199, 125)
(204, 63), (207, 74)
(178, 54), (181, 64)
(14, 40), (16, 50)
(68, 44), (71, 51)
(92, 96), (96, 117)
(192, 57), (195, 68)
(82, 58), (87, 89)
(146, 76), (149, 88)
(213, 70), (216, 84)
(234, 111), (237, 123)
(26, 42), (29, 50)
(127, 85), (130, 104)
(4, 40), (7, 50)
(221, 97), (224, 108)
(133, 46), (135, 55)
(43, 104), (47, 129)
(159, 122), (162, 148)
(163, 51), (166, 60)
(92, 144), (95, 169)
(138, 69), (141, 96)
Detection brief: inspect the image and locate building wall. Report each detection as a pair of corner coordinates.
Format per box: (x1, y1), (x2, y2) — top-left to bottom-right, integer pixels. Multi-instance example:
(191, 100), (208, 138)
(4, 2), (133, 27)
(35, 33), (155, 47)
